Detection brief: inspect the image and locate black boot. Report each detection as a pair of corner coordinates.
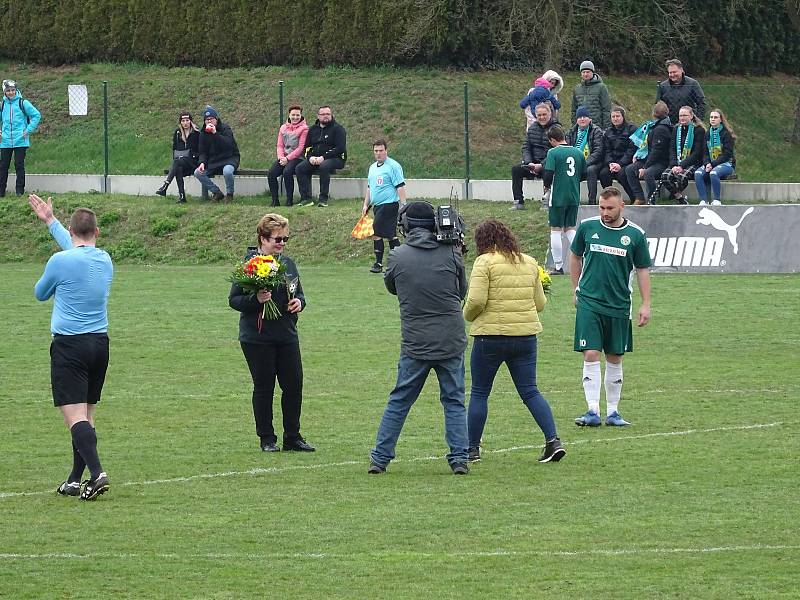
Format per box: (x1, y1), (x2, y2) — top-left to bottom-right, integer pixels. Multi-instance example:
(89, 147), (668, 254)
(270, 198), (280, 207)
(155, 182), (168, 197)
(176, 192), (187, 204)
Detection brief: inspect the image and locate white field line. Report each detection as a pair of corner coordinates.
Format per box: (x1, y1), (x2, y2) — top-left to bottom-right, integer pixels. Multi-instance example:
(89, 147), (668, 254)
(1, 544), (799, 561)
(0, 421), (787, 500)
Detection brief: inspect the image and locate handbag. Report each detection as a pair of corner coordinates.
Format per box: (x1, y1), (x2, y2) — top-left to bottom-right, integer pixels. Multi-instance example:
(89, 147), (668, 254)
(173, 149), (191, 159)
(351, 214), (374, 240)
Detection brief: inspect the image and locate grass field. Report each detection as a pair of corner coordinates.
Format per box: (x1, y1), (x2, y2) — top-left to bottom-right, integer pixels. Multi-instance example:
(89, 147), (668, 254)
(1, 262), (798, 598)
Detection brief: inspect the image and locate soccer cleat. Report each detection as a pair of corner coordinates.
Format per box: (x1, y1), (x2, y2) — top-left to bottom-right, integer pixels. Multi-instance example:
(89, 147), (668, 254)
(548, 267), (564, 276)
(710, 199), (722, 206)
(538, 437), (566, 463)
(676, 195), (689, 205)
(510, 202), (526, 210)
(451, 462), (469, 475)
(283, 437), (315, 452)
(56, 481), (81, 497)
(605, 411), (631, 426)
(367, 462), (386, 474)
(467, 446), (481, 462)
(574, 410), (602, 427)
(369, 262), (383, 273)
(698, 200), (708, 206)
(80, 472), (109, 501)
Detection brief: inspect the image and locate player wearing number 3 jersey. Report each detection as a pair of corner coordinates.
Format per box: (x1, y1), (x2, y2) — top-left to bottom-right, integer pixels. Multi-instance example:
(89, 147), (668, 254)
(544, 125), (585, 274)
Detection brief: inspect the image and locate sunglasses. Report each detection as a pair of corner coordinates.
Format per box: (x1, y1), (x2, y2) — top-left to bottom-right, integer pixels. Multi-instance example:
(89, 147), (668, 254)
(267, 236), (290, 243)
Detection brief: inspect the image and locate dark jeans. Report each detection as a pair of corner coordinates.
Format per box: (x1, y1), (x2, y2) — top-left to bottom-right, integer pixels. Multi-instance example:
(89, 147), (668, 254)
(240, 341), (303, 444)
(598, 164), (635, 203)
(0, 146), (28, 196)
(166, 156), (198, 195)
(295, 157), (345, 202)
(511, 163), (543, 203)
(585, 164), (602, 204)
(267, 158), (302, 204)
(467, 335), (557, 446)
(626, 161), (666, 201)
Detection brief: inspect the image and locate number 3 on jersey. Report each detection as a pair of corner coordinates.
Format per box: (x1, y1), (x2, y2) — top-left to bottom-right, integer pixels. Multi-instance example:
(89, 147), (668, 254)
(566, 156), (575, 177)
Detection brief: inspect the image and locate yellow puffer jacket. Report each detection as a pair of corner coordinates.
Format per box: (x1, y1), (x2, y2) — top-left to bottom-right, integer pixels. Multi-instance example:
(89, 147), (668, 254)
(463, 251), (547, 336)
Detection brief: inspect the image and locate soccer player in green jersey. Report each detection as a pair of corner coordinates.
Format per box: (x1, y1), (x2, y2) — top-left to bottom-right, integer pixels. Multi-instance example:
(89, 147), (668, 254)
(569, 186), (652, 426)
(544, 125), (585, 274)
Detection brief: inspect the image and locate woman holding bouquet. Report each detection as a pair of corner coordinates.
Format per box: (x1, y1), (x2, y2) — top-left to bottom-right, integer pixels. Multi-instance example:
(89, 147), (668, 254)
(229, 213), (315, 453)
(462, 220), (564, 464)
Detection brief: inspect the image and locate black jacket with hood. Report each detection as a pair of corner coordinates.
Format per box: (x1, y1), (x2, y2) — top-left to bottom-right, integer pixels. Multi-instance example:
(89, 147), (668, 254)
(198, 120), (240, 173)
(303, 118), (347, 163)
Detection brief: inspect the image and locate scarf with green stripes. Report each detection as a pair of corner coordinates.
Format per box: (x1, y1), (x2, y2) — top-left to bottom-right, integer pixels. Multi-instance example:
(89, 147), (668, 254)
(675, 124), (695, 161)
(708, 125), (723, 161)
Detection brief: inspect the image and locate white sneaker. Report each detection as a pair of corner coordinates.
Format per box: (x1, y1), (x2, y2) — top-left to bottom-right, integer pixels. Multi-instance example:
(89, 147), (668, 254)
(698, 200), (708, 206)
(711, 200), (722, 206)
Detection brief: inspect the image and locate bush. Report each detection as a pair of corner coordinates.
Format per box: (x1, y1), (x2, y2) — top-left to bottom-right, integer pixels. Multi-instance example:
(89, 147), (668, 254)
(150, 217), (180, 237)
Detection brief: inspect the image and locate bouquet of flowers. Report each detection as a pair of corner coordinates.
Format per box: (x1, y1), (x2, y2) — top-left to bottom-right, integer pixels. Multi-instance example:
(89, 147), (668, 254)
(538, 265), (552, 295)
(229, 254), (287, 321)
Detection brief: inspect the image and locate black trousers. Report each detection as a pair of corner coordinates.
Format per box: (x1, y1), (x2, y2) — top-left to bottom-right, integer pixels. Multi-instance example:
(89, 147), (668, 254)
(626, 161), (666, 201)
(598, 164), (636, 203)
(295, 157), (345, 201)
(267, 158), (302, 204)
(166, 156), (198, 194)
(511, 163), (543, 203)
(0, 146), (28, 196)
(240, 341), (303, 444)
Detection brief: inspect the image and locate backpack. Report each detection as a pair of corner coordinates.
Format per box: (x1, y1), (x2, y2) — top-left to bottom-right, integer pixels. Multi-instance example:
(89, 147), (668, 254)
(1, 94), (31, 123)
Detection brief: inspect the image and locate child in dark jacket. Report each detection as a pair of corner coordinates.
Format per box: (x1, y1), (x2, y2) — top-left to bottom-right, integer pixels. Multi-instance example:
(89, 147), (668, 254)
(520, 78), (561, 129)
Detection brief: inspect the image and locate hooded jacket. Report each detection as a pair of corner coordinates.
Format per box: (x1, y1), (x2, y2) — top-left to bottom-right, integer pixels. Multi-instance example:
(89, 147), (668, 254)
(602, 121), (637, 167)
(384, 227), (467, 361)
(198, 119), (240, 172)
(702, 126), (736, 168)
(522, 118), (559, 165)
(171, 126), (200, 164)
(571, 74), (612, 129)
(0, 90), (41, 149)
(567, 122), (605, 167)
(656, 75), (706, 124)
(277, 118), (309, 161)
(644, 117), (673, 169)
(303, 117), (347, 163)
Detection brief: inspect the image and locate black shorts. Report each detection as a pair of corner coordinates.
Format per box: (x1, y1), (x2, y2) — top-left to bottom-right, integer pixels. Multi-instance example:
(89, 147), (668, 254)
(50, 333), (110, 407)
(372, 202), (400, 239)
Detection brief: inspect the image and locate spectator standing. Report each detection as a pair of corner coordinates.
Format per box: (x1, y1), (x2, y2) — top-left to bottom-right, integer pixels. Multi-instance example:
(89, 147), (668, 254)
(295, 106), (347, 208)
(0, 79), (41, 197)
(570, 187), (651, 428)
(228, 213), (315, 453)
(194, 106), (240, 203)
(567, 106), (604, 204)
(695, 108), (737, 206)
(463, 219), (566, 464)
(267, 105), (308, 207)
(29, 194), (113, 501)
(571, 61), (611, 129)
(656, 58), (706, 124)
(659, 106), (705, 205)
(510, 103), (559, 210)
(520, 78), (561, 130)
(368, 202), (470, 475)
(625, 101), (673, 205)
(361, 139), (406, 274)
(598, 106), (637, 203)
(156, 112), (199, 204)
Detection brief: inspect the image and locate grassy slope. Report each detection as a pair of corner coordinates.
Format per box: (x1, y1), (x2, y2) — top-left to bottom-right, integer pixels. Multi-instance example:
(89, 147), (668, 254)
(3, 60), (799, 182)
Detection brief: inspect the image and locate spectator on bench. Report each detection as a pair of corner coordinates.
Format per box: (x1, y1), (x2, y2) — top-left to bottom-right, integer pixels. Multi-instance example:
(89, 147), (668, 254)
(267, 105), (308, 207)
(598, 106), (637, 204)
(194, 106), (240, 203)
(567, 106), (604, 205)
(295, 105), (347, 208)
(156, 111), (199, 204)
(695, 108), (737, 206)
(625, 101), (673, 205)
(659, 105), (705, 205)
(571, 61), (611, 129)
(656, 58), (706, 125)
(520, 77), (561, 131)
(510, 103), (559, 211)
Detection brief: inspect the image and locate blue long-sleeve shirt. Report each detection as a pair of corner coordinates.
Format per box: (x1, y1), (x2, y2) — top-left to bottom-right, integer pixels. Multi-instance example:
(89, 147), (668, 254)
(34, 220), (114, 335)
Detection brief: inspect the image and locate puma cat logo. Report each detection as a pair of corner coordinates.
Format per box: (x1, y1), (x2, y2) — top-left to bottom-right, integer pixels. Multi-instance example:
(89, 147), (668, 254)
(696, 207), (754, 254)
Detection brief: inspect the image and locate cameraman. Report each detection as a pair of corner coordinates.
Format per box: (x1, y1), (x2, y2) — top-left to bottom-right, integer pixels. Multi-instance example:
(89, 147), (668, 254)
(368, 202), (470, 475)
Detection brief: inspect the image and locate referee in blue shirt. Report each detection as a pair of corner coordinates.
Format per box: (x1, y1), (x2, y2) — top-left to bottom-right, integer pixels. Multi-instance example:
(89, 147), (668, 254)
(29, 194), (113, 501)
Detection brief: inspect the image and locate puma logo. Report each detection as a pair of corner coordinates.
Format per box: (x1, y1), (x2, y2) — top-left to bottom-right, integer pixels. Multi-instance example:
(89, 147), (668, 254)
(696, 207), (754, 254)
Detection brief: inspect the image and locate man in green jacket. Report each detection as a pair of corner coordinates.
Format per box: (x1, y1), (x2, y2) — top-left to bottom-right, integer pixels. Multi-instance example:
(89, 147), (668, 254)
(570, 61), (612, 129)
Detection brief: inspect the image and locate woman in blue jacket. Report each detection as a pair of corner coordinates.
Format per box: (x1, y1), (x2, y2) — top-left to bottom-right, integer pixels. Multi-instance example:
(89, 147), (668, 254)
(0, 79), (41, 197)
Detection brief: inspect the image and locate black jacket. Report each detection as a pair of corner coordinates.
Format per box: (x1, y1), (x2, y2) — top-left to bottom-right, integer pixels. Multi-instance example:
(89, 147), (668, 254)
(384, 227), (467, 361)
(228, 248), (306, 345)
(522, 118), (559, 165)
(198, 120), (240, 173)
(602, 122), (637, 167)
(171, 127), (200, 165)
(644, 117), (673, 169)
(669, 124), (705, 169)
(303, 118), (347, 163)
(655, 75), (707, 124)
(703, 126), (736, 168)
(567, 123), (605, 167)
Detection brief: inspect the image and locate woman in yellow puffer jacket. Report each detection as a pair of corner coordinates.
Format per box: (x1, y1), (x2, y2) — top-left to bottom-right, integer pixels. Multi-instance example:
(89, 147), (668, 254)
(463, 220), (565, 464)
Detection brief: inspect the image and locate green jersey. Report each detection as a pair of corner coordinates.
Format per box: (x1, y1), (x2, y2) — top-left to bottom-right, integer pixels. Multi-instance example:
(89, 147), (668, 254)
(571, 216), (652, 318)
(545, 144), (585, 207)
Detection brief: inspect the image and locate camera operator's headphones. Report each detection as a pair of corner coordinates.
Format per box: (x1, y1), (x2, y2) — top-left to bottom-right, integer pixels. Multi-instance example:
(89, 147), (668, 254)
(397, 201), (436, 236)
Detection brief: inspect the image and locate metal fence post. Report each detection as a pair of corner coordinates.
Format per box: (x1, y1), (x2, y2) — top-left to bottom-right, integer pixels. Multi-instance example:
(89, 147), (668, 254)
(463, 82), (471, 200)
(103, 81), (109, 193)
(278, 80), (285, 198)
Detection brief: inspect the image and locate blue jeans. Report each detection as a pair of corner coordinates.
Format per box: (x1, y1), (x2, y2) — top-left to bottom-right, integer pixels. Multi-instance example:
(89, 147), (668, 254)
(370, 353), (468, 467)
(194, 164), (236, 195)
(467, 335), (557, 447)
(694, 162), (734, 202)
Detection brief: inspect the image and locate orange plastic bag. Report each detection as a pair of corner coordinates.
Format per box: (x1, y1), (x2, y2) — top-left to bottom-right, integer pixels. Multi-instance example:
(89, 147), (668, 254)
(351, 214), (374, 239)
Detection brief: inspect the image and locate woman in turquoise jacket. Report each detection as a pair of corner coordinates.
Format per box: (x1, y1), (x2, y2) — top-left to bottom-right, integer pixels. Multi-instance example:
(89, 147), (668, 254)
(0, 79), (41, 196)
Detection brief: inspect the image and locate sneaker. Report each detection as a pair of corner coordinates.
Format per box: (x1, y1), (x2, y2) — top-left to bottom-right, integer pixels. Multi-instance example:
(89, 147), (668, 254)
(296, 199), (314, 207)
(260, 441), (280, 452)
(574, 410), (602, 427)
(367, 462), (386, 474)
(538, 437), (566, 463)
(548, 267), (564, 276)
(80, 472), (109, 501)
(541, 189), (551, 209)
(176, 193), (187, 204)
(316, 201), (328, 208)
(510, 202), (526, 210)
(210, 191), (225, 203)
(605, 411), (631, 426)
(451, 462), (469, 475)
(467, 446), (481, 462)
(56, 481), (81, 497)
(676, 195), (689, 205)
(698, 200), (708, 206)
(224, 193), (234, 204)
(282, 437), (316, 452)
(711, 199), (722, 206)
(369, 262), (383, 273)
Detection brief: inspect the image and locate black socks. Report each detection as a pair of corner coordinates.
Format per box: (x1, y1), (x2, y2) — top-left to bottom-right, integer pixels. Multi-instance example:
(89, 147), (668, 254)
(70, 420), (103, 480)
(374, 239), (385, 265)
